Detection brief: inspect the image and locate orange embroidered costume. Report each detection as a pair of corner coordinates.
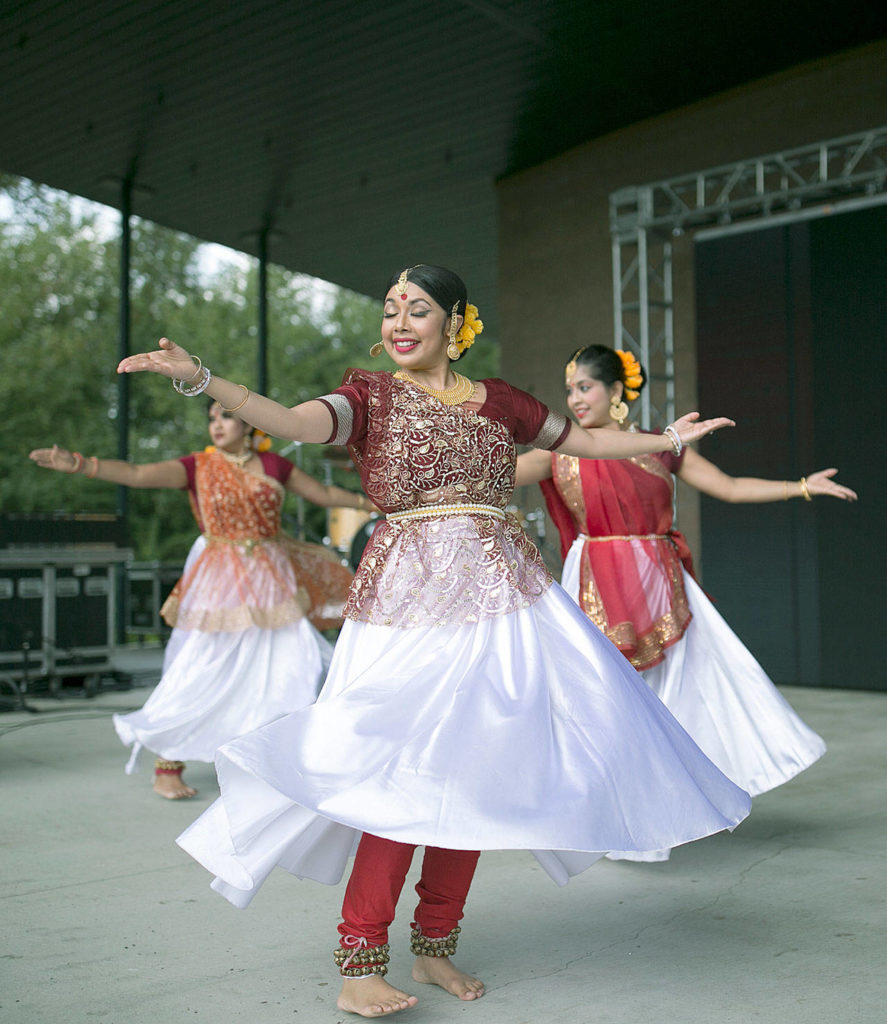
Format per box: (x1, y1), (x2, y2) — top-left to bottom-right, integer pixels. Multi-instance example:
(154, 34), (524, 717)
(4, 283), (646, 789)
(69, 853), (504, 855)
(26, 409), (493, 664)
(114, 450), (352, 771)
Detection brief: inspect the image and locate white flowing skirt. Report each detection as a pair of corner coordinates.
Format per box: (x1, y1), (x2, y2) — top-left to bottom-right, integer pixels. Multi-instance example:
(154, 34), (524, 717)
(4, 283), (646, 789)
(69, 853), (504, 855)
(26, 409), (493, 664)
(176, 582), (751, 907)
(562, 538), (826, 797)
(114, 539), (333, 770)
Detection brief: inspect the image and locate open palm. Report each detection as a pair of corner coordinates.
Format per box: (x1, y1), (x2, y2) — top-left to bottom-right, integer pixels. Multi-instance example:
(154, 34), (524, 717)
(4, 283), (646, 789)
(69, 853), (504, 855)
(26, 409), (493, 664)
(672, 412), (735, 445)
(117, 337), (196, 380)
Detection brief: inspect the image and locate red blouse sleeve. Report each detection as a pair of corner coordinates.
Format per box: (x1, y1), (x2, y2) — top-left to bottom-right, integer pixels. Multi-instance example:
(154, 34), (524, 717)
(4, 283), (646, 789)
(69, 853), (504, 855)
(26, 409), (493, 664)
(178, 454), (197, 493)
(258, 451), (295, 484)
(316, 371), (371, 446)
(481, 379), (571, 450)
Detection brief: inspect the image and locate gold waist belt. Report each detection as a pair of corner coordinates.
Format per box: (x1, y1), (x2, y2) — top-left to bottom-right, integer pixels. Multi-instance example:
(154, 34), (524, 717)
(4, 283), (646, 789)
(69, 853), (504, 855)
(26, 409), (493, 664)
(579, 532), (668, 543)
(387, 503), (506, 524)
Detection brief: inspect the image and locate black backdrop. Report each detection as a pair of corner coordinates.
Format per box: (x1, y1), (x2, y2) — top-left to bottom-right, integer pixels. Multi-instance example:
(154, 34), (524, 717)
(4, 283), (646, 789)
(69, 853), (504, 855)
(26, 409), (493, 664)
(693, 204), (886, 689)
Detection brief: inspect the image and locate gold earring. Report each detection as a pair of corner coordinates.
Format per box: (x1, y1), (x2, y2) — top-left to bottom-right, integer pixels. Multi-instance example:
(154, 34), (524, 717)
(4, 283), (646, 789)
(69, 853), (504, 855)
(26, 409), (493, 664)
(609, 396), (629, 424)
(369, 341), (384, 358)
(447, 303), (460, 361)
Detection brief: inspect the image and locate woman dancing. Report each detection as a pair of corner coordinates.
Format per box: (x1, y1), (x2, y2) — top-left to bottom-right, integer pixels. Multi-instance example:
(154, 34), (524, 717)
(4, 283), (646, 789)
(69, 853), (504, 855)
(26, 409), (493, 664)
(517, 345), (856, 854)
(118, 265), (750, 1017)
(29, 402), (365, 799)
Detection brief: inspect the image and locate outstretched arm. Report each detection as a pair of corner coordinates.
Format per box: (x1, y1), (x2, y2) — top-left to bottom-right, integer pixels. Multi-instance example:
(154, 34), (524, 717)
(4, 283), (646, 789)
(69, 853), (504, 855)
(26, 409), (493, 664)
(118, 338), (335, 444)
(284, 465), (375, 511)
(515, 449), (554, 486)
(28, 445), (186, 489)
(677, 448), (858, 502)
(553, 413), (735, 460)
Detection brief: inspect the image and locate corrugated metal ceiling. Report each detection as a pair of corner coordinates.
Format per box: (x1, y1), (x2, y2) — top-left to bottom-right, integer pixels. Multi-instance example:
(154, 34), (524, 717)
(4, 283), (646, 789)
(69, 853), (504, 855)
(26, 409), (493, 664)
(1, 0), (885, 329)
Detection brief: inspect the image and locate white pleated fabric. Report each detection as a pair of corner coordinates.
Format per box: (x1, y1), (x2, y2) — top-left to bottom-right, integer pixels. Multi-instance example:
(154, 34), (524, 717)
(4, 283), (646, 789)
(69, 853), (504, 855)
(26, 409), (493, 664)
(562, 537), (826, 797)
(176, 581), (751, 907)
(114, 537), (333, 770)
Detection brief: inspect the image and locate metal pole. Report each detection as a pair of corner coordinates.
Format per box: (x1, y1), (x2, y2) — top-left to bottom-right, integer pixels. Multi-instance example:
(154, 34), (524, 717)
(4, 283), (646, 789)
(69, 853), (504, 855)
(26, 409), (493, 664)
(257, 229), (269, 395)
(116, 181), (132, 646)
(117, 181), (131, 518)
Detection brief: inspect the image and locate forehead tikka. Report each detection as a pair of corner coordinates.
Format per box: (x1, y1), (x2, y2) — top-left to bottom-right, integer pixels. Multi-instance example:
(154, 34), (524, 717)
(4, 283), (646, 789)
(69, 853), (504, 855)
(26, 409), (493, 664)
(396, 264), (424, 300)
(565, 357), (578, 383)
(396, 268), (409, 299)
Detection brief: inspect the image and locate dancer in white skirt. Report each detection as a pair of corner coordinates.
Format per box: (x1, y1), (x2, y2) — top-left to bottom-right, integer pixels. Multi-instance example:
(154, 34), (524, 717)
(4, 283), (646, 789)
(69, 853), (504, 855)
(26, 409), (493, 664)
(118, 265), (751, 1018)
(29, 403), (364, 798)
(518, 345), (856, 859)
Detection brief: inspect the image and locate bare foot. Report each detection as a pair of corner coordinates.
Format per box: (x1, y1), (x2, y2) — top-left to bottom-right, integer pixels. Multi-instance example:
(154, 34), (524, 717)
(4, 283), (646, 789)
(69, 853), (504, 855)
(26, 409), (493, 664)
(336, 976), (418, 1017)
(152, 772), (198, 799)
(411, 955), (484, 1001)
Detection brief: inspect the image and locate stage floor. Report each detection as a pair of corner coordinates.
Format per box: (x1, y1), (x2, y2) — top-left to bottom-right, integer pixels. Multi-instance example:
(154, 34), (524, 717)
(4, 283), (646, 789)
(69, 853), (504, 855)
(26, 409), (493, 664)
(1, 684), (883, 1024)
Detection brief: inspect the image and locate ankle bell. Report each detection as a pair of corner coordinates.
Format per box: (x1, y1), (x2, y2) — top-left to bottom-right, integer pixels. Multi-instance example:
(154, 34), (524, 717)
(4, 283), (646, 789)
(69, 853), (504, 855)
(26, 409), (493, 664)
(410, 925), (460, 958)
(333, 942), (390, 978)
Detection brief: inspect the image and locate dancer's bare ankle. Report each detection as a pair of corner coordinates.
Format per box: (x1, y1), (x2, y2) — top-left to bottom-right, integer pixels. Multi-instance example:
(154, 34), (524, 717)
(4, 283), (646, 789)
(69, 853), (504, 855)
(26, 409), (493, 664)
(152, 760), (197, 799)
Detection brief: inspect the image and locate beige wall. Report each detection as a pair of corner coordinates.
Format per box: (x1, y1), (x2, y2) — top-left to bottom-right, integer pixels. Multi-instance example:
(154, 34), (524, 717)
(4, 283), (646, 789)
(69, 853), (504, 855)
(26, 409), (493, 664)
(499, 40), (887, 567)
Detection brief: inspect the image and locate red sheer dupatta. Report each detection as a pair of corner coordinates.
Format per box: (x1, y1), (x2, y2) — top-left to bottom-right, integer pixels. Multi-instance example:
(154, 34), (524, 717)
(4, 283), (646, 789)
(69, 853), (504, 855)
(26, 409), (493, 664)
(541, 451), (695, 670)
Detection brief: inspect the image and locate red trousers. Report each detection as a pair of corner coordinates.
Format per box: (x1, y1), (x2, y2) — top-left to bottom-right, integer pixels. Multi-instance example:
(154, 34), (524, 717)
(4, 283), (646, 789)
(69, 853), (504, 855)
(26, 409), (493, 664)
(337, 832), (480, 949)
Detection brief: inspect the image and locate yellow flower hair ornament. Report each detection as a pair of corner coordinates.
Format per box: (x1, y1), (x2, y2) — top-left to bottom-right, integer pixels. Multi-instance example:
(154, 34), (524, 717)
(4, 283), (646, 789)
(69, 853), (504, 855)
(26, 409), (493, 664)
(454, 303), (483, 355)
(251, 429), (273, 453)
(615, 349), (644, 401)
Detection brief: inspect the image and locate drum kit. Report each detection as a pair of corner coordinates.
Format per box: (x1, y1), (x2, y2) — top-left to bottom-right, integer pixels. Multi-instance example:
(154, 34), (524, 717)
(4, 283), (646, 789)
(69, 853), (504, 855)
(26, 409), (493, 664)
(327, 505), (378, 569)
(314, 449), (379, 570)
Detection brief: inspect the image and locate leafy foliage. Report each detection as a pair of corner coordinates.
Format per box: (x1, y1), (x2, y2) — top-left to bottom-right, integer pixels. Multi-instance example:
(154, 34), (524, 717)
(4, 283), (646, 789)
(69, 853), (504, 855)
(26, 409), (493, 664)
(1, 176), (500, 560)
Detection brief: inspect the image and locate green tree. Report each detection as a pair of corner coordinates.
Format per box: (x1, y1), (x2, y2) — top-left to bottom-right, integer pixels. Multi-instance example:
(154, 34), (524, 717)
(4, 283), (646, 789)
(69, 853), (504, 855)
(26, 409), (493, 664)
(2, 176), (501, 561)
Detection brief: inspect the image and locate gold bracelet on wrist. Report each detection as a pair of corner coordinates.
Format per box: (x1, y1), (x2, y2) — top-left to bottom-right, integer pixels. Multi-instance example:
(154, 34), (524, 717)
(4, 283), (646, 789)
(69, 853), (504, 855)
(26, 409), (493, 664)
(782, 480), (789, 501)
(799, 477), (812, 502)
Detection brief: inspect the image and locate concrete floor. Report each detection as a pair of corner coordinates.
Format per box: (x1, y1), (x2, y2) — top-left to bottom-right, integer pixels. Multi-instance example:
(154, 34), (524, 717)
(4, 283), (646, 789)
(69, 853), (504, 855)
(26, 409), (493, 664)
(1, 683), (885, 1024)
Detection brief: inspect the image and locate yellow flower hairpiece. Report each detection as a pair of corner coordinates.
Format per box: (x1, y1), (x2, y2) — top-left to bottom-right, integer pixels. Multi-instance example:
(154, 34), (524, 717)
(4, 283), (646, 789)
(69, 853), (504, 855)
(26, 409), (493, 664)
(615, 349), (643, 401)
(454, 303), (483, 355)
(252, 429), (272, 453)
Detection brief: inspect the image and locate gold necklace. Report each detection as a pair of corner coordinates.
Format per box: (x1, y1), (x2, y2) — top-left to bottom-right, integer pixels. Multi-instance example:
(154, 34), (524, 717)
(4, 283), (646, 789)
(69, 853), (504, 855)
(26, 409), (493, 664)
(220, 448), (253, 467)
(394, 370), (476, 406)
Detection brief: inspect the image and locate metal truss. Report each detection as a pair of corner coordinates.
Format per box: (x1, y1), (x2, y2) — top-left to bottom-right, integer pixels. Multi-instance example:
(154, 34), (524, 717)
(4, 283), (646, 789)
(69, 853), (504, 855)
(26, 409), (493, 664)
(611, 227), (674, 429)
(610, 126), (887, 428)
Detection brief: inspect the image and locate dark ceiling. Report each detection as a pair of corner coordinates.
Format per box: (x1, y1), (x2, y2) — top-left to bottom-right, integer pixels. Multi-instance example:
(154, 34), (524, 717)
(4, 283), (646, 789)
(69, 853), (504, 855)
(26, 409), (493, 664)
(2, 0), (885, 328)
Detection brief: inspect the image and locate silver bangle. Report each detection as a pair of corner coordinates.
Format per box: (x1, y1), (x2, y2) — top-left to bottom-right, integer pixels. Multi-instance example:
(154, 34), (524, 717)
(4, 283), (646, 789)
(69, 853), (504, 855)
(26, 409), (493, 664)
(173, 365), (212, 396)
(664, 424), (683, 456)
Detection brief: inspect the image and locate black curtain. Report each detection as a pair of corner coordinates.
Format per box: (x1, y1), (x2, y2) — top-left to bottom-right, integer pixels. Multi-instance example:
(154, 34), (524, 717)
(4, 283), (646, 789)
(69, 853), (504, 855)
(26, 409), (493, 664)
(694, 204), (886, 689)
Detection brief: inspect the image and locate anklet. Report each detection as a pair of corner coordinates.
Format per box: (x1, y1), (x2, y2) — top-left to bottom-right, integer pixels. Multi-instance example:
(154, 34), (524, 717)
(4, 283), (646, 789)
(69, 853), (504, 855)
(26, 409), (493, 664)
(410, 925), (460, 958)
(334, 942), (391, 977)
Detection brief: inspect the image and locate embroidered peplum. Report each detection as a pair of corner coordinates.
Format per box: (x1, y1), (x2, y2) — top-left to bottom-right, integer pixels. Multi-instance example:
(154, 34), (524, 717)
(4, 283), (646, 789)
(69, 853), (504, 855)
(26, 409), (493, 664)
(345, 375), (551, 627)
(161, 452), (352, 632)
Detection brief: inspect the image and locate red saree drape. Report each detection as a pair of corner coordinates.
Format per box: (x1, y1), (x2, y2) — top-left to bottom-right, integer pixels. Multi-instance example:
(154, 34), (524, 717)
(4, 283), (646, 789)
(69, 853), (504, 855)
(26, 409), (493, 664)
(541, 447), (696, 670)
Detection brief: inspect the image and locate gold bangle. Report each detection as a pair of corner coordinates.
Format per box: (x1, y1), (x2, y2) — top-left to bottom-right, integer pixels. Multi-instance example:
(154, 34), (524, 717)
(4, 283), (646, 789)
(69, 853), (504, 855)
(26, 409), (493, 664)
(221, 385), (250, 413)
(184, 355), (203, 383)
(799, 477), (812, 502)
